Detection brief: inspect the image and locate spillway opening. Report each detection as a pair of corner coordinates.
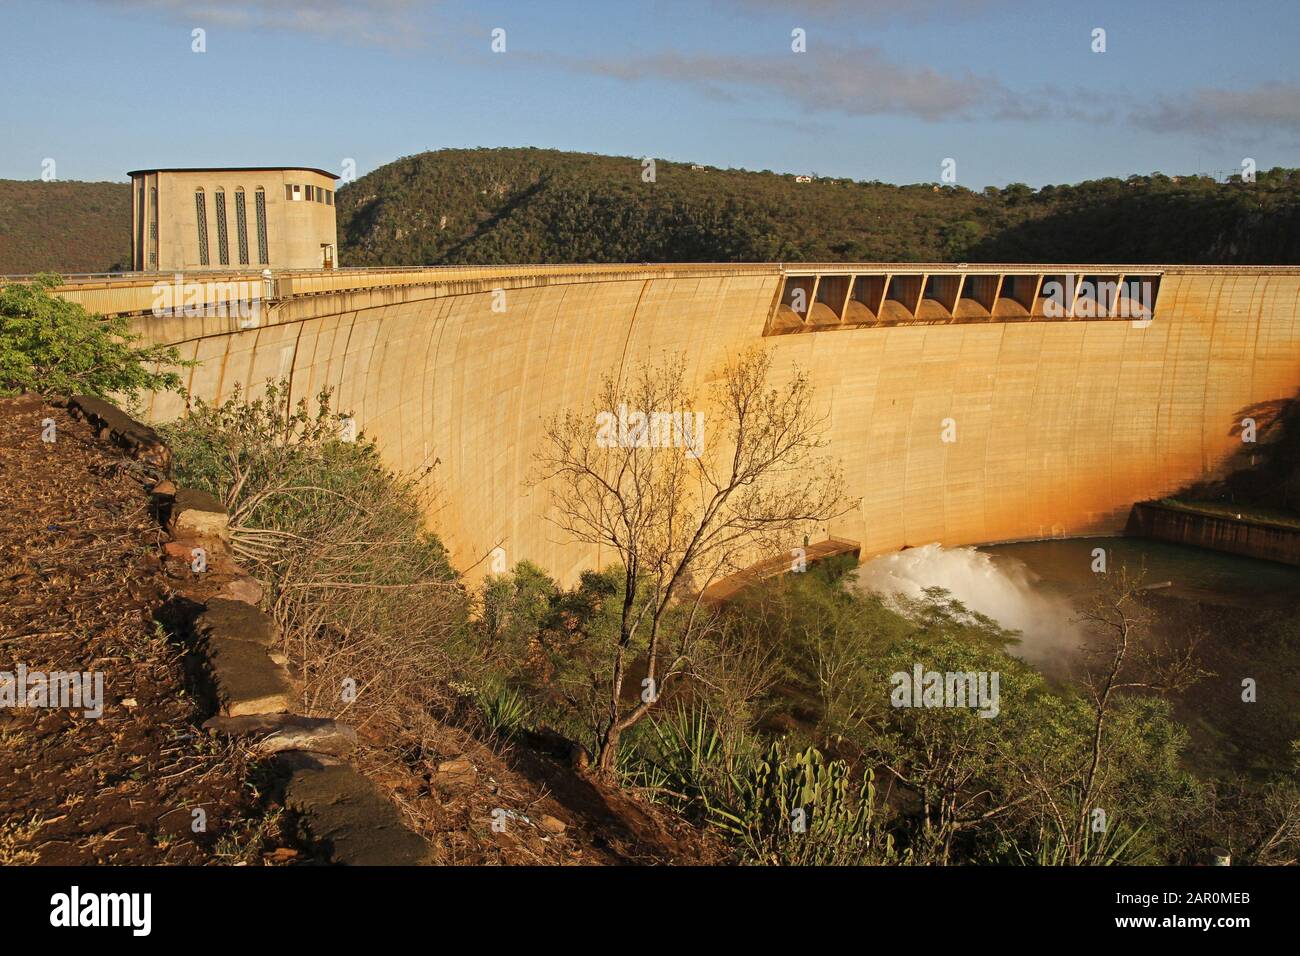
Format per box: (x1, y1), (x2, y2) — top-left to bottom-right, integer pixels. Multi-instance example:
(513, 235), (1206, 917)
(1074, 274), (1122, 318)
(1117, 274), (1161, 322)
(881, 273), (924, 325)
(844, 274), (887, 326)
(1033, 272), (1074, 318)
(810, 274), (852, 326)
(954, 273), (998, 322)
(773, 275), (816, 329)
(992, 273), (1038, 319)
(918, 273), (962, 323)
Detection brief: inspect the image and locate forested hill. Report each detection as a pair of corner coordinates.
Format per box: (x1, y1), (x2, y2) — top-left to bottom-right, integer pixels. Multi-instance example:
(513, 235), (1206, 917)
(337, 149), (1300, 266)
(0, 179), (131, 274)
(3, 148), (1299, 274)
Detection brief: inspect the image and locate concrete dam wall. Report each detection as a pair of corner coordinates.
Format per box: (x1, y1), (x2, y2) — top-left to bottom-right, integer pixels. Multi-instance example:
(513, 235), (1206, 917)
(60, 264), (1300, 585)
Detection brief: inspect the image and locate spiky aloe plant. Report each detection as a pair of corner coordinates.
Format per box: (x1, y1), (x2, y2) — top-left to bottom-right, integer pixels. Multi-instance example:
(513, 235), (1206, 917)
(476, 684), (530, 738)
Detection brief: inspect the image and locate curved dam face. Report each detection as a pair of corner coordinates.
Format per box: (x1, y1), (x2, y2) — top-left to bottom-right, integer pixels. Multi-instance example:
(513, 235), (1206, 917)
(59, 264), (1300, 585)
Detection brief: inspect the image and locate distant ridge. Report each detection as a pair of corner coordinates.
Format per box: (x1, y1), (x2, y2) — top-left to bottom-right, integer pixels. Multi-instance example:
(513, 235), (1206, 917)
(3, 147), (1299, 274)
(0, 179), (130, 274)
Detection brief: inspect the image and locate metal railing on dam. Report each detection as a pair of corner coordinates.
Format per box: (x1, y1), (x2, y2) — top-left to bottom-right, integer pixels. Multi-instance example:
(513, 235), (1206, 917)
(38, 264), (778, 319)
(18, 262), (1300, 585)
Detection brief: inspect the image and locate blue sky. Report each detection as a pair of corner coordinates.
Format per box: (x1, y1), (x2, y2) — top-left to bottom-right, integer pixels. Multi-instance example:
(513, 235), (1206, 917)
(2, 0), (1298, 187)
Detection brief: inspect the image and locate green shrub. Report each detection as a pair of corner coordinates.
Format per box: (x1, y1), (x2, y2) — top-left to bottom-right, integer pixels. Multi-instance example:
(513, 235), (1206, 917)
(729, 742), (897, 866)
(0, 273), (189, 400)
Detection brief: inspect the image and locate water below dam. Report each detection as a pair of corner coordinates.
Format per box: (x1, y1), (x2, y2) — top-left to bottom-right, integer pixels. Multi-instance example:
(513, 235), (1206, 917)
(853, 536), (1300, 774)
(855, 536), (1298, 670)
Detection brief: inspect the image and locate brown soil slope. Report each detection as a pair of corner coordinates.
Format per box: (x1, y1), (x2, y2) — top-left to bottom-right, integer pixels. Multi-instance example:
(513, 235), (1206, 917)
(0, 396), (271, 863)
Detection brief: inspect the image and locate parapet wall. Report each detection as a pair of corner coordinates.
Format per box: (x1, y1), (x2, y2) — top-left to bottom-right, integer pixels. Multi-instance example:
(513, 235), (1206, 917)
(100, 264), (1300, 585)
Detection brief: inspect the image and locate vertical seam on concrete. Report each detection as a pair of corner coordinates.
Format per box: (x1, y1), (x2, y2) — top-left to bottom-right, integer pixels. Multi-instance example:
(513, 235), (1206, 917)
(1065, 319), (1087, 529)
(213, 330), (233, 405)
(1156, 277), (1179, 483)
(1194, 274), (1214, 475)
(616, 278), (652, 388)
(417, 294), (438, 480)
(337, 304), (359, 420)
(981, 323), (1005, 542)
(424, 296), (454, 536)
(1011, 326), (1035, 537)
(1203, 272), (1236, 474)
(182, 336), (203, 413)
(285, 304), (304, 412)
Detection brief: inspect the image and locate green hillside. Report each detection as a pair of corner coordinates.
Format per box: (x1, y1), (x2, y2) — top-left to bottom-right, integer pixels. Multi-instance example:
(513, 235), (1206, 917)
(3, 148), (1299, 274)
(337, 148), (1300, 266)
(0, 179), (131, 274)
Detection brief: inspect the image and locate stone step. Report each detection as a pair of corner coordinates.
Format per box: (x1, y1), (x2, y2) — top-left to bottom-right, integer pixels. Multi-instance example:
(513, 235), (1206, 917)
(280, 757), (433, 866)
(206, 637), (294, 716)
(194, 598), (279, 647)
(167, 488), (229, 539)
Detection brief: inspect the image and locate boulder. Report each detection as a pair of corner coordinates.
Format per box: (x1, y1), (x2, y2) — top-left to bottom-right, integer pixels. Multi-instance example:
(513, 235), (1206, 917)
(69, 395), (172, 472)
(203, 714), (357, 756)
(217, 575), (264, 605)
(538, 814), (567, 835)
(257, 722), (357, 756)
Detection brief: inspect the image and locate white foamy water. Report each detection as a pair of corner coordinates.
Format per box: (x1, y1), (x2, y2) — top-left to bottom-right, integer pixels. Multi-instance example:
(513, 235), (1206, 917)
(852, 543), (1085, 668)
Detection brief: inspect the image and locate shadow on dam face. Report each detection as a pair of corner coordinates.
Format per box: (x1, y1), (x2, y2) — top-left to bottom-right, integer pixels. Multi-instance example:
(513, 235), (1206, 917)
(56, 263), (1300, 586)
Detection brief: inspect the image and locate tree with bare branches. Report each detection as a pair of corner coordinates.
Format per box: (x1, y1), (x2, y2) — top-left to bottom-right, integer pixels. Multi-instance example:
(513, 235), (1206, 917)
(532, 348), (845, 773)
(1069, 567), (1210, 864)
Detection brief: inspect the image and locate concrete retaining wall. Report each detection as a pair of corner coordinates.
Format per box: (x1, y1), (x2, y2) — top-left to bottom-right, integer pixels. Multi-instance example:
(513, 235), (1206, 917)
(1127, 502), (1300, 566)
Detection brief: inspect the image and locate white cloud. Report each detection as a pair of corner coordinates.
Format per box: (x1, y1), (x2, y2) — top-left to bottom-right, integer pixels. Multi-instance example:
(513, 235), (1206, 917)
(537, 45), (1039, 123)
(1133, 83), (1300, 136)
(87, 0), (429, 48)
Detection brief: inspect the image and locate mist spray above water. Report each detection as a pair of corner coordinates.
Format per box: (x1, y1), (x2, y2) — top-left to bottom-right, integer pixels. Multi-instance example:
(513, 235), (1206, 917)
(852, 543), (1086, 670)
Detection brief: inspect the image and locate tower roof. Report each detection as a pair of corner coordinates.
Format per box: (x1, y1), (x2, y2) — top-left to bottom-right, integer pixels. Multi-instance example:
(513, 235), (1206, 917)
(128, 166), (338, 179)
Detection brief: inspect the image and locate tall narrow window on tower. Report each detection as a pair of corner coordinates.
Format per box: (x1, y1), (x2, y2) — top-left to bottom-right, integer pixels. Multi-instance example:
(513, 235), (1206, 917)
(194, 188), (210, 266)
(215, 189), (229, 266)
(234, 187), (249, 265)
(135, 183), (145, 270)
(148, 186), (158, 269)
(255, 187), (268, 265)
